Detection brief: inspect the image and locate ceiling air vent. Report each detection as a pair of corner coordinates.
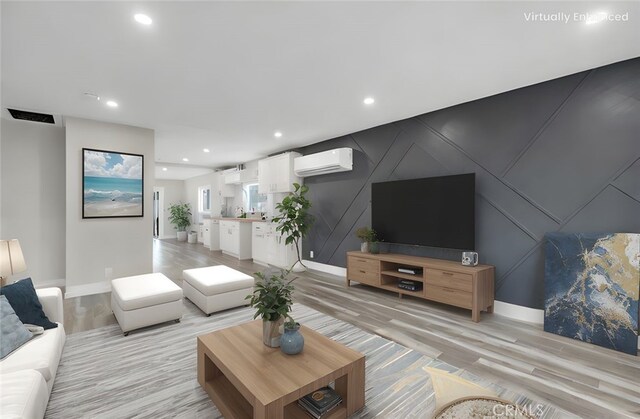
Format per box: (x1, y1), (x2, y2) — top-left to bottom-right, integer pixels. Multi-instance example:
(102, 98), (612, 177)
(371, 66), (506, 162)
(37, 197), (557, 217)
(7, 108), (55, 124)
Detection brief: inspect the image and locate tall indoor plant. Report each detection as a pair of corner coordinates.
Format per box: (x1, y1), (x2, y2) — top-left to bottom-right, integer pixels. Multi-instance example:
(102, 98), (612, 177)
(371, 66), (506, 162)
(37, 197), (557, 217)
(168, 202), (192, 241)
(247, 182), (314, 347)
(272, 182), (313, 272)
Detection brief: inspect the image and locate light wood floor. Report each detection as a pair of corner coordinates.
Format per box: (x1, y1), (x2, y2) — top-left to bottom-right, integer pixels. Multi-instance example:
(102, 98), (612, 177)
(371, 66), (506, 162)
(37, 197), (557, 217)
(63, 238), (640, 419)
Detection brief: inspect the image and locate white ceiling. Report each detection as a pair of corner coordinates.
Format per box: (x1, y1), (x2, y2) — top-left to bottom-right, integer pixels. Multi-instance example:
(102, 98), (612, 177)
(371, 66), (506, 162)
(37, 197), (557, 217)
(2, 1), (639, 180)
(155, 164), (213, 181)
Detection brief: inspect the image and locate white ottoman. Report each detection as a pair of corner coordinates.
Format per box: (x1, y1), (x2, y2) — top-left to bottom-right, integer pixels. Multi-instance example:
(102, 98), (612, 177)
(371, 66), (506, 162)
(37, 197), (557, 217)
(182, 265), (254, 315)
(111, 273), (183, 335)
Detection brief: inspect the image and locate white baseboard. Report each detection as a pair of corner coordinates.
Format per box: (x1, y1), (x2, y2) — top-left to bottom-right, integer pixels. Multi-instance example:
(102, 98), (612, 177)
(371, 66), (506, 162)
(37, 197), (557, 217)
(492, 300), (544, 324)
(302, 260), (347, 277)
(35, 278), (66, 289)
(65, 281), (111, 299)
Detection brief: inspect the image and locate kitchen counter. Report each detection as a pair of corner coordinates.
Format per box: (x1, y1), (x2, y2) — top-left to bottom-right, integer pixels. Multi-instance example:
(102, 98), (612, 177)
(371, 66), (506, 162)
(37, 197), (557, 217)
(214, 217), (264, 223)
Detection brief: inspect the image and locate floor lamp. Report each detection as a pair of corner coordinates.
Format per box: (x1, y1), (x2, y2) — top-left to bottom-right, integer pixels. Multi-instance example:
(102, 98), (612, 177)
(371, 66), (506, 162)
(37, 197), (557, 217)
(0, 239), (27, 287)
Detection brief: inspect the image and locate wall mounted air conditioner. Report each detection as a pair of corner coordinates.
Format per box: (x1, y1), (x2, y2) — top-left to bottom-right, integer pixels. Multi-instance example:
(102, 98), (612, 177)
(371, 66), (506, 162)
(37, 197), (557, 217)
(294, 148), (353, 177)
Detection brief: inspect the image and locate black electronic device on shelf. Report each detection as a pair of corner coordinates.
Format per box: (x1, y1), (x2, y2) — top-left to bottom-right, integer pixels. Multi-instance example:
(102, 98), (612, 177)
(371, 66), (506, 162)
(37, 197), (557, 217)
(398, 279), (423, 292)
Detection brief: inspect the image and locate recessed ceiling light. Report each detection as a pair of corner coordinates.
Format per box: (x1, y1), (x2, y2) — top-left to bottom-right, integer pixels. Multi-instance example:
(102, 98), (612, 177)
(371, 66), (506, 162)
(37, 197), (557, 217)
(134, 14), (153, 25)
(363, 97), (375, 105)
(106, 100), (118, 108)
(203, 148), (210, 153)
(182, 158), (189, 162)
(274, 131), (283, 138)
(162, 167), (168, 171)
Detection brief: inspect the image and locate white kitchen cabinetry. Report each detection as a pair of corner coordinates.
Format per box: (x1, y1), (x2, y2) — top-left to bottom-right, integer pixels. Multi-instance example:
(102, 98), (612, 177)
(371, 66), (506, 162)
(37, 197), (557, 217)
(219, 220), (252, 259)
(218, 173), (235, 198)
(252, 222), (298, 268)
(252, 222), (270, 265)
(241, 167), (259, 183)
(209, 219), (220, 251)
(203, 220), (211, 247)
(271, 233), (298, 269)
(197, 224), (204, 244)
(224, 170), (242, 185)
(258, 152), (301, 194)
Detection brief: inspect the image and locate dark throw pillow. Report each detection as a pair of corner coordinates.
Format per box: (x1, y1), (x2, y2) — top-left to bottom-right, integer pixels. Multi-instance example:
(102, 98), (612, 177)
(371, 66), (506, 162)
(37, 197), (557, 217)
(0, 277), (57, 329)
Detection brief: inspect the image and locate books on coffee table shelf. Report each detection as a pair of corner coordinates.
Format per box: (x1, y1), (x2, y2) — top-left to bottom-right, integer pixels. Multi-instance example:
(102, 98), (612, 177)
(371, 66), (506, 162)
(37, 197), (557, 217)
(297, 387), (343, 418)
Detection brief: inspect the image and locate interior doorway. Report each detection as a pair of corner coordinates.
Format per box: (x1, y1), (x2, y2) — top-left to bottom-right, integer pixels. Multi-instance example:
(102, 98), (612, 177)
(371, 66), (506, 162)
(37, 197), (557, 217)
(153, 187), (165, 238)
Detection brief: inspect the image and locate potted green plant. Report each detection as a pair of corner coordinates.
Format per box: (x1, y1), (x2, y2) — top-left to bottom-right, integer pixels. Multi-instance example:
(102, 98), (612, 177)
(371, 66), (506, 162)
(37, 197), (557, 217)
(247, 182), (314, 347)
(168, 202), (192, 241)
(247, 270), (294, 347)
(355, 226), (377, 253)
(272, 183), (313, 272)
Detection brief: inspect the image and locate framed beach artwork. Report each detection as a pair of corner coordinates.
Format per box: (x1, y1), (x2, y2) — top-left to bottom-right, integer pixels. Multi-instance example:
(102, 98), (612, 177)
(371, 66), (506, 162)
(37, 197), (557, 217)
(82, 148), (144, 218)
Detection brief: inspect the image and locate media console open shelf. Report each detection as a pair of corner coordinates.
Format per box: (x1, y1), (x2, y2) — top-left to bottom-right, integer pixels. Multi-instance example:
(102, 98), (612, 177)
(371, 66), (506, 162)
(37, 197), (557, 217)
(346, 251), (495, 322)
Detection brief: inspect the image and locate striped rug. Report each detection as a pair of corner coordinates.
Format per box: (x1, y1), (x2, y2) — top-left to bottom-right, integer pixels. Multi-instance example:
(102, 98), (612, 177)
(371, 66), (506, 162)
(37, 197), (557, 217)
(46, 301), (568, 418)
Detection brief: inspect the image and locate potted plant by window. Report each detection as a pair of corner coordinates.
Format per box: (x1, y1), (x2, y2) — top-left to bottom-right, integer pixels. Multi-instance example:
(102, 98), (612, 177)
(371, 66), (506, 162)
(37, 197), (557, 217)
(168, 202), (192, 241)
(355, 227), (377, 253)
(247, 182), (314, 347)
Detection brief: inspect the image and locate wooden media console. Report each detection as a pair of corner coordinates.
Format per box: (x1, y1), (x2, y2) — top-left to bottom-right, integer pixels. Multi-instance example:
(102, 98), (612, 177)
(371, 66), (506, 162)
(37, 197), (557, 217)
(346, 251), (495, 322)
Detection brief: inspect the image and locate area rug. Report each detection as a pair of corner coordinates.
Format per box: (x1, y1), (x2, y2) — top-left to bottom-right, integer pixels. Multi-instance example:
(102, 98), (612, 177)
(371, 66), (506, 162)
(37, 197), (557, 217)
(46, 302), (563, 418)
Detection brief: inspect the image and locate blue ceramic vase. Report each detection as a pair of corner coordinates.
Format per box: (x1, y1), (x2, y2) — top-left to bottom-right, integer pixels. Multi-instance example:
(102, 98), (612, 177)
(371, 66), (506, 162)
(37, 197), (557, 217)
(280, 323), (304, 355)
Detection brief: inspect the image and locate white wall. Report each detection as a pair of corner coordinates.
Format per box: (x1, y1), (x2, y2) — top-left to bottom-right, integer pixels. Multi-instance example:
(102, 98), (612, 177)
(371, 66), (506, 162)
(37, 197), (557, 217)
(184, 172), (222, 225)
(65, 117), (154, 297)
(0, 119), (66, 287)
(155, 179), (184, 238)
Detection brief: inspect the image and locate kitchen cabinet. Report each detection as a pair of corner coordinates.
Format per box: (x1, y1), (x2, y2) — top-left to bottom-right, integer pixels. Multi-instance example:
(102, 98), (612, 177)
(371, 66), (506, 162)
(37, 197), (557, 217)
(241, 167), (259, 183)
(219, 220), (252, 260)
(258, 152), (301, 194)
(252, 222), (269, 265)
(208, 219), (220, 251)
(252, 222), (298, 268)
(203, 220), (211, 247)
(224, 170), (242, 185)
(218, 173), (235, 198)
(197, 224), (204, 244)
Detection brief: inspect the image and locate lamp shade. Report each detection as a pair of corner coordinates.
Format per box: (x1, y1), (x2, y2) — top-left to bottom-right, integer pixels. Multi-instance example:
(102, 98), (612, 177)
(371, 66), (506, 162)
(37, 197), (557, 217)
(0, 239), (27, 277)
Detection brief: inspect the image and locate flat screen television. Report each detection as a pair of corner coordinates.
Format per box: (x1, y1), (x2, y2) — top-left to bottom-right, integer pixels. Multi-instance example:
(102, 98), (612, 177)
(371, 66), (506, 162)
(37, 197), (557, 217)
(371, 173), (475, 250)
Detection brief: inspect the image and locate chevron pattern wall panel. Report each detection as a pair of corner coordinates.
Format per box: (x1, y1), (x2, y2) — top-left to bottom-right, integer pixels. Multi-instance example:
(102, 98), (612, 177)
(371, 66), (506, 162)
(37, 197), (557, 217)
(300, 57), (640, 309)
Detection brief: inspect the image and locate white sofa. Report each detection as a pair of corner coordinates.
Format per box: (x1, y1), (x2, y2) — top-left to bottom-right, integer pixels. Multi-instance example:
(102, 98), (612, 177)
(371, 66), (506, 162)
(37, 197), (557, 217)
(0, 287), (66, 419)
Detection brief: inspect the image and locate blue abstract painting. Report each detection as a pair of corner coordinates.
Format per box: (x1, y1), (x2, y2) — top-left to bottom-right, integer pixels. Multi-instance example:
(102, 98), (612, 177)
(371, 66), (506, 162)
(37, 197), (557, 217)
(544, 233), (639, 355)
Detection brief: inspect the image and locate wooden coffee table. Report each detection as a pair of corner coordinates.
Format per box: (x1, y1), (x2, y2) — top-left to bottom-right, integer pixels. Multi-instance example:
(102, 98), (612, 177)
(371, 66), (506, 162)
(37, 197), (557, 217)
(197, 320), (365, 418)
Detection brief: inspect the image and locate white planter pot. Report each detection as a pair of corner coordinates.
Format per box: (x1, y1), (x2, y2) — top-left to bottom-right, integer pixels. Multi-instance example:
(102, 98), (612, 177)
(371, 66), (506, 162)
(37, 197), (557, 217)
(291, 261), (307, 273)
(177, 231), (188, 242)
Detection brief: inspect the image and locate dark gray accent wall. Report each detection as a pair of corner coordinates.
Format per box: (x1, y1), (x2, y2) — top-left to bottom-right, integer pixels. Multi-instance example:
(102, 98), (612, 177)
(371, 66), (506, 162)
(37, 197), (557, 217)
(300, 57), (640, 309)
